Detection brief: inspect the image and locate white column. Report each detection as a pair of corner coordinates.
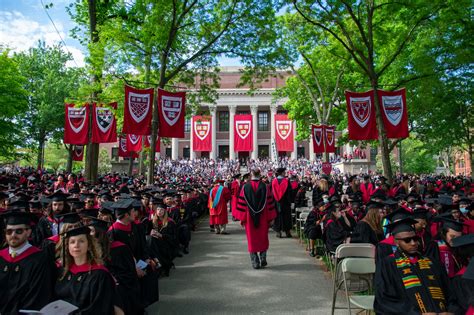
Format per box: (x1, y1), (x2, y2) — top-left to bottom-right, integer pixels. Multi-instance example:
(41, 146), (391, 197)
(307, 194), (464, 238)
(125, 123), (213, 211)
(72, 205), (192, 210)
(171, 138), (179, 160)
(209, 105), (217, 160)
(291, 121), (298, 159)
(309, 135), (316, 161)
(228, 105), (236, 160)
(270, 104), (277, 161)
(250, 105), (258, 160)
(189, 115), (196, 160)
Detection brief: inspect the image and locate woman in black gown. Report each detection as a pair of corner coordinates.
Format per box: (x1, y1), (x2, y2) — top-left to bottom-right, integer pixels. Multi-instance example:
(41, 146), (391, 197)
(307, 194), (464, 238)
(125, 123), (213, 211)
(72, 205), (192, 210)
(351, 203), (384, 245)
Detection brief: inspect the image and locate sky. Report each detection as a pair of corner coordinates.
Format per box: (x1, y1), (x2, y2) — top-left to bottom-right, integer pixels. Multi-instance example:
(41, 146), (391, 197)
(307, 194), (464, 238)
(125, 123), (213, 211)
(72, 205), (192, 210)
(0, 0), (240, 68)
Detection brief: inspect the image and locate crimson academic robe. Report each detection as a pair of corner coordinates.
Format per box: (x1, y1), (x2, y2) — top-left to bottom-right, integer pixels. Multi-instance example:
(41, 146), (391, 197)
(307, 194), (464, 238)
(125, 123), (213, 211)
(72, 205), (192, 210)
(0, 246), (54, 314)
(359, 182), (375, 204)
(452, 266), (474, 314)
(236, 180), (277, 253)
(55, 263), (115, 315)
(425, 240), (461, 278)
(230, 179), (241, 218)
(272, 177), (293, 232)
(208, 184), (231, 225)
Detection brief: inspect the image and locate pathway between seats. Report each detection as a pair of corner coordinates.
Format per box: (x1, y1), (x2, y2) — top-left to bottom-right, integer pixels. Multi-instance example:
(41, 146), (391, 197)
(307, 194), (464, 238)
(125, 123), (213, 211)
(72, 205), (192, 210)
(147, 216), (333, 315)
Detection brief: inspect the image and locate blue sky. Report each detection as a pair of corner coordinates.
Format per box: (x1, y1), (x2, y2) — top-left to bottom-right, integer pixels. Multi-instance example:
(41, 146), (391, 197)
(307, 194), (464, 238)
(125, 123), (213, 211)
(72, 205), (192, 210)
(0, 0), (240, 67)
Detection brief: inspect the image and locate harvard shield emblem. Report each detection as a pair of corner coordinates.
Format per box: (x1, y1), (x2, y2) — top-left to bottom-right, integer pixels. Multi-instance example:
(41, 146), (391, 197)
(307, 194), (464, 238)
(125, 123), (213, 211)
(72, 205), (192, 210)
(68, 107), (87, 133)
(236, 121), (251, 139)
(128, 134), (140, 145)
(326, 129), (334, 146)
(96, 107), (113, 133)
(161, 95), (183, 127)
(128, 92), (150, 123)
(313, 127), (323, 146)
(120, 138), (127, 152)
(350, 97), (371, 128)
(322, 162), (332, 175)
(194, 121), (210, 141)
(276, 121), (292, 140)
(74, 146), (83, 157)
(382, 95), (403, 126)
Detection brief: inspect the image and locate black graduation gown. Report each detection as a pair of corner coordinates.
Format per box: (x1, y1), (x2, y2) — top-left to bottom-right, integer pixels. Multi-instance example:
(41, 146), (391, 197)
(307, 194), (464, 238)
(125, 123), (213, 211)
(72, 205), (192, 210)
(0, 246), (53, 314)
(303, 209), (322, 240)
(148, 220), (178, 271)
(451, 267), (474, 314)
(36, 216), (55, 243)
(107, 241), (143, 314)
(374, 251), (457, 314)
(272, 178), (293, 233)
(350, 221), (383, 245)
(323, 219), (349, 252)
(55, 264), (115, 315)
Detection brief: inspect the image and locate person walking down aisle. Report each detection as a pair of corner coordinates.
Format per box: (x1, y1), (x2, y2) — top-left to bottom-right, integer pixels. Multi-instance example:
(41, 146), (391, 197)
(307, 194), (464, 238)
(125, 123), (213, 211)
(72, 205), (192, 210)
(236, 168), (277, 269)
(272, 167), (293, 238)
(208, 178), (231, 235)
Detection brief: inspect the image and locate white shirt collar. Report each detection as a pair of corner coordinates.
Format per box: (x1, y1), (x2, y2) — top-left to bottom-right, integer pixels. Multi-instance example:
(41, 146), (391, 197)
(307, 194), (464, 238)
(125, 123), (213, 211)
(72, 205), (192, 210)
(9, 241), (32, 256)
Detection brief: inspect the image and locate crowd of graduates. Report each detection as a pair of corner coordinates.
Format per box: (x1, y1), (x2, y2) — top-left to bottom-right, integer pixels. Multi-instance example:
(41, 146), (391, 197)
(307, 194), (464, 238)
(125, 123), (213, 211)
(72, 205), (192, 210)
(0, 170), (211, 314)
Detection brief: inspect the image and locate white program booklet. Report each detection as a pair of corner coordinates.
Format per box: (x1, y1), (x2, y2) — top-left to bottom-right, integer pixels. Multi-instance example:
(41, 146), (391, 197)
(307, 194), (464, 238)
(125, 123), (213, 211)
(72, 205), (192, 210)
(19, 300), (78, 315)
(136, 259), (148, 270)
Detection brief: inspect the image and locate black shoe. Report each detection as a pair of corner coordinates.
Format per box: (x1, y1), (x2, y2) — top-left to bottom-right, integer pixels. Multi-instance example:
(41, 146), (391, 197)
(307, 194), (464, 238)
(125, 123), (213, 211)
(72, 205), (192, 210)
(286, 232), (293, 238)
(260, 252), (267, 267)
(220, 231), (230, 235)
(309, 249), (316, 257)
(250, 253), (260, 269)
(183, 247), (189, 254)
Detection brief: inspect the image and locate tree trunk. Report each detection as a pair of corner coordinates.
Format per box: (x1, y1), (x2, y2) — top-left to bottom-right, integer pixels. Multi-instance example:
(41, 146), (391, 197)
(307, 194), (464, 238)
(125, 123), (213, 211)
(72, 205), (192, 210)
(128, 157), (134, 176)
(66, 145), (74, 174)
(470, 143), (474, 180)
(36, 135), (45, 171)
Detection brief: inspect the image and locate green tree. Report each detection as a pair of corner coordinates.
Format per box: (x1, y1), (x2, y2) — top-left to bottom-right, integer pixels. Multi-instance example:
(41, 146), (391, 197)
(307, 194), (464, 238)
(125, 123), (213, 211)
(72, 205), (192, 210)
(400, 137), (437, 174)
(0, 51), (28, 161)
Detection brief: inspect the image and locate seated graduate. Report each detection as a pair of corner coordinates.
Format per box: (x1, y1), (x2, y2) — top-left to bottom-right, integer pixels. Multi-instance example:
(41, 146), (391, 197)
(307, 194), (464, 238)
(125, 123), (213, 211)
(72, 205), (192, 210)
(450, 234), (474, 314)
(303, 200), (325, 257)
(323, 203), (350, 252)
(148, 198), (178, 277)
(351, 201), (384, 245)
(374, 218), (457, 314)
(41, 212), (82, 262)
(55, 226), (115, 315)
(0, 211), (54, 314)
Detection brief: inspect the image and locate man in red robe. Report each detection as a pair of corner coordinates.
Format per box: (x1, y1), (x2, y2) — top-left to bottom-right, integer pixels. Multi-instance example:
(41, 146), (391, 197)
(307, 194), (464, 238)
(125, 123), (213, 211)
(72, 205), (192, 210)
(208, 178), (231, 234)
(236, 168), (277, 269)
(359, 174), (375, 204)
(230, 174), (241, 221)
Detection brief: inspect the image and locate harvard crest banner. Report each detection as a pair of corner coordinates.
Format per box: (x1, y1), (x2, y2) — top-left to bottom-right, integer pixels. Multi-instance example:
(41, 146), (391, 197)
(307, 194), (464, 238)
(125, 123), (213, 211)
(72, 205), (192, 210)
(64, 103), (89, 145)
(234, 114), (253, 152)
(92, 102), (117, 143)
(158, 89), (186, 138)
(274, 114), (294, 152)
(378, 88), (409, 139)
(72, 145), (84, 161)
(324, 125), (336, 153)
(192, 115), (212, 152)
(123, 85), (153, 135)
(312, 125), (324, 153)
(144, 135), (161, 153)
(118, 136), (138, 158)
(345, 90), (378, 140)
(126, 134), (142, 153)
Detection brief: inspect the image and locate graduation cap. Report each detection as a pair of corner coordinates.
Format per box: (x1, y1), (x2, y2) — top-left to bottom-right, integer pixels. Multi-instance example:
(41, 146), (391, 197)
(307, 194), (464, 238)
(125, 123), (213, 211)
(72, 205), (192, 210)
(384, 217), (418, 235)
(61, 225), (91, 238)
(7, 199), (29, 211)
(132, 200), (142, 209)
(384, 207), (412, 223)
(275, 167), (286, 176)
(70, 200), (85, 211)
(1, 210), (34, 226)
(68, 187), (80, 194)
(437, 217), (466, 232)
(56, 212), (82, 224)
(394, 194), (407, 201)
(232, 173), (241, 179)
(371, 189), (387, 200)
(451, 234), (474, 248)
(412, 207), (429, 220)
(88, 217), (110, 232)
(111, 198), (134, 216)
(29, 197), (42, 208)
(80, 193), (96, 201)
(459, 198), (471, 205)
(49, 190), (68, 202)
(366, 201), (385, 210)
(383, 199), (398, 207)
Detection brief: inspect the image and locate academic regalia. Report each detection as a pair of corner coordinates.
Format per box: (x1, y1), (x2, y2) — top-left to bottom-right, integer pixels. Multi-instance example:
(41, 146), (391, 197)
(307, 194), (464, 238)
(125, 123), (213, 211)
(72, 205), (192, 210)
(208, 183), (231, 226)
(35, 215), (56, 242)
(375, 235), (397, 264)
(0, 246), (54, 314)
(235, 179), (277, 253)
(359, 182), (375, 204)
(303, 209), (323, 240)
(350, 221), (383, 245)
(271, 177), (293, 233)
(148, 219), (178, 273)
(107, 241), (143, 314)
(55, 263), (115, 315)
(374, 250), (457, 314)
(451, 266), (474, 314)
(323, 218), (349, 252)
(230, 179), (241, 219)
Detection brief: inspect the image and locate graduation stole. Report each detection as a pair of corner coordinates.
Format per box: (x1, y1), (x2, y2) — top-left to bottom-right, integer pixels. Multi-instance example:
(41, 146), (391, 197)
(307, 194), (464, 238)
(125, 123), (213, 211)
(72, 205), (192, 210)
(394, 251), (447, 313)
(209, 185), (224, 210)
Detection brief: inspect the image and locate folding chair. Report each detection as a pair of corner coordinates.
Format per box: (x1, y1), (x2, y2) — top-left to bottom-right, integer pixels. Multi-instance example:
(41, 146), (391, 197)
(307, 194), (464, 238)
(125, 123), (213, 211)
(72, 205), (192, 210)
(341, 258), (375, 314)
(297, 211), (309, 244)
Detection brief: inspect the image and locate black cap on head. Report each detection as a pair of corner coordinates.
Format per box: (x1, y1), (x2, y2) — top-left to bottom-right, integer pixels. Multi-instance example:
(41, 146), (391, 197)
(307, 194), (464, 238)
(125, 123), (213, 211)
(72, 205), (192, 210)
(384, 207), (412, 222)
(70, 200), (85, 211)
(7, 200), (29, 211)
(384, 217), (418, 235)
(68, 187), (80, 194)
(438, 217), (465, 232)
(56, 212), (82, 224)
(233, 173), (241, 179)
(412, 208), (429, 220)
(2, 211), (34, 226)
(111, 198), (134, 217)
(88, 217), (110, 231)
(49, 190), (68, 202)
(276, 167), (286, 176)
(61, 225), (91, 238)
(366, 201), (384, 210)
(451, 234), (474, 248)
(383, 199), (398, 207)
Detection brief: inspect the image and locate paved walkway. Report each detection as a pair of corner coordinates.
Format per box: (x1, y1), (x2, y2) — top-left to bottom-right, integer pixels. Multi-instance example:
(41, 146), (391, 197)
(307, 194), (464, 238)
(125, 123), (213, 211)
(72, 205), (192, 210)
(147, 215), (334, 315)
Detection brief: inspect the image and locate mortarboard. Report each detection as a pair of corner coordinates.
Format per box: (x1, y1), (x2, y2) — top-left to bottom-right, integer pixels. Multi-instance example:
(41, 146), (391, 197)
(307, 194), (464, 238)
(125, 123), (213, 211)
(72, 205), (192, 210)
(49, 190), (68, 202)
(384, 217), (418, 235)
(88, 217), (110, 231)
(61, 225), (91, 238)
(436, 217), (466, 232)
(7, 200), (29, 211)
(384, 207), (412, 222)
(451, 234), (474, 248)
(111, 198), (134, 216)
(56, 212), (82, 224)
(1, 210), (34, 226)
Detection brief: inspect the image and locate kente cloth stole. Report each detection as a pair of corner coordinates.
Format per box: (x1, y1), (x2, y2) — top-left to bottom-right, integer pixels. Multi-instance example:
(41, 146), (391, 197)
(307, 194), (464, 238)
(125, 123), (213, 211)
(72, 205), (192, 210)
(394, 253), (447, 313)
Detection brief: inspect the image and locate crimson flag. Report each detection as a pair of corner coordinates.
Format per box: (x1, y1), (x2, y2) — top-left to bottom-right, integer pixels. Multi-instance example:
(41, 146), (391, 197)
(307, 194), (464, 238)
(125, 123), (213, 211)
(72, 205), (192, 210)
(72, 145), (84, 161)
(126, 134), (142, 152)
(158, 89), (186, 138)
(345, 90), (378, 140)
(192, 115), (212, 152)
(274, 114), (294, 152)
(123, 85), (153, 135)
(324, 125), (336, 153)
(118, 136), (138, 158)
(234, 114), (253, 152)
(322, 162), (332, 175)
(144, 135), (161, 153)
(378, 88), (409, 139)
(92, 102), (117, 143)
(64, 103), (89, 145)
(312, 125), (325, 153)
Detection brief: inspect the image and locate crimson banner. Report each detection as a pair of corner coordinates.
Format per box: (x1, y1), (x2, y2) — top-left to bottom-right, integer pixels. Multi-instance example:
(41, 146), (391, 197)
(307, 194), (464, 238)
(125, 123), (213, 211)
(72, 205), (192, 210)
(144, 135), (161, 153)
(158, 89), (186, 138)
(126, 134), (142, 152)
(378, 88), (409, 139)
(118, 136), (138, 158)
(324, 125), (336, 153)
(92, 102), (117, 143)
(234, 114), (253, 152)
(192, 115), (212, 152)
(312, 125), (324, 153)
(73, 145), (84, 161)
(123, 85), (153, 135)
(64, 103), (89, 145)
(345, 90), (378, 140)
(274, 114), (294, 152)
(322, 162), (332, 175)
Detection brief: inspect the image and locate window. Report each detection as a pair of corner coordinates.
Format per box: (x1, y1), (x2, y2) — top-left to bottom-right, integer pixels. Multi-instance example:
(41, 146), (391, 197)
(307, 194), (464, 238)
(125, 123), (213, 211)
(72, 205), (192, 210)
(219, 145), (229, 159)
(184, 119), (191, 132)
(258, 111), (269, 131)
(218, 111), (229, 132)
(297, 147), (305, 158)
(237, 110), (250, 115)
(258, 145), (269, 158)
(183, 148), (190, 159)
(165, 148), (172, 158)
(111, 147), (119, 160)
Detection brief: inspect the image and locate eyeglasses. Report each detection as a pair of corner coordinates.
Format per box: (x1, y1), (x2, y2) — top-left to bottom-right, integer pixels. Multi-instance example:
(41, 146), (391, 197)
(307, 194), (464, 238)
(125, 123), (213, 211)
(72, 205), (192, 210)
(5, 228), (30, 235)
(395, 236), (421, 243)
